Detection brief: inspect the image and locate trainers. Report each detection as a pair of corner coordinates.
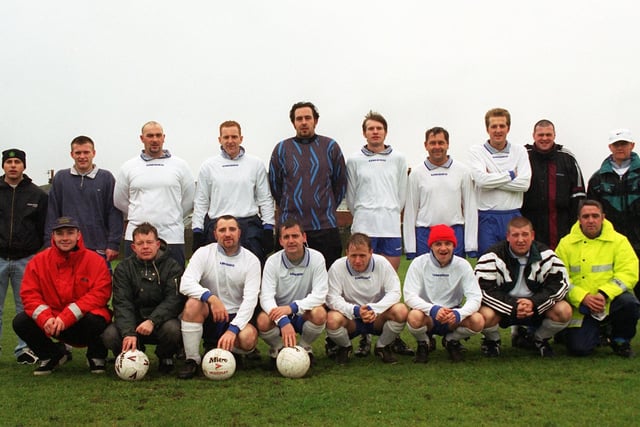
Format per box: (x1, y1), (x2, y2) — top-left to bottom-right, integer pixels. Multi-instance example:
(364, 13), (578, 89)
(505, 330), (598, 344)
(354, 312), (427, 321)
(374, 345), (398, 364)
(178, 359), (199, 379)
(414, 340), (429, 363)
(34, 353), (68, 376)
(159, 358), (175, 374)
(232, 352), (247, 370)
(611, 340), (635, 358)
(17, 349), (39, 365)
(391, 337), (415, 356)
(335, 345), (352, 365)
(481, 338), (501, 357)
(512, 326), (536, 350)
(355, 334), (371, 357)
(88, 358), (106, 374)
(325, 337), (338, 359)
(534, 339), (554, 358)
(443, 338), (466, 362)
(307, 351), (316, 368)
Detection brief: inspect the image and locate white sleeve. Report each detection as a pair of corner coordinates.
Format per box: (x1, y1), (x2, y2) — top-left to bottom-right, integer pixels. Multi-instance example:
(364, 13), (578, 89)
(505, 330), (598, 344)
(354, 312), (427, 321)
(113, 166), (130, 216)
(230, 254), (261, 331)
(192, 162), (212, 230)
(345, 157), (357, 214)
(456, 262), (482, 320)
(179, 161), (195, 219)
(255, 163), (275, 225)
(402, 257), (433, 314)
(294, 255), (328, 312)
(461, 168), (478, 253)
(402, 170), (419, 254)
(179, 248), (210, 299)
(469, 146), (513, 189)
(368, 260), (401, 314)
(500, 147), (531, 192)
(326, 261), (356, 319)
(259, 256), (279, 314)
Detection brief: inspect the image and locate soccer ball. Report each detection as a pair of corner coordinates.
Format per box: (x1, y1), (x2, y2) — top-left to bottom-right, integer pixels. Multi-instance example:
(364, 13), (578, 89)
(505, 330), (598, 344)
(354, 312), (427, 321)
(202, 348), (236, 380)
(115, 349), (150, 381)
(276, 346), (310, 379)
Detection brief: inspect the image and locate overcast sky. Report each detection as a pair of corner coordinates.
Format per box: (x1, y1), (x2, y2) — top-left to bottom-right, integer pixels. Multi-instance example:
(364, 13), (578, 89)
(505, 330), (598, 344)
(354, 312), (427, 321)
(2, 1), (639, 185)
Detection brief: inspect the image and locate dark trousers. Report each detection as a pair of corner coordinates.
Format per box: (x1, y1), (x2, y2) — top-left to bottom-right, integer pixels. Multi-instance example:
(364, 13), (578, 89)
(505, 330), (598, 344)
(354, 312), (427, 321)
(563, 292), (640, 356)
(305, 228), (343, 270)
(101, 319), (182, 359)
(13, 312), (108, 360)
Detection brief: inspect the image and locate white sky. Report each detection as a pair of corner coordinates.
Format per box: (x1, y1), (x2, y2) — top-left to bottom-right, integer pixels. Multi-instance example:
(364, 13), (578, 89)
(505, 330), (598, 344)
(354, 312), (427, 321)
(1, 1), (639, 185)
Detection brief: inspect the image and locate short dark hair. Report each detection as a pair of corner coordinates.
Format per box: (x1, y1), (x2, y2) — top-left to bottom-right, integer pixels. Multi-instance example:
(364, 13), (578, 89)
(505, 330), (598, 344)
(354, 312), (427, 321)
(425, 127), (449, 143)
(578, 199), (603, 215)
(289, 102), (320, 123)
(70, 135), (95, 149)
(132, 222), (159, 240)
(362, 111), (388, 133)
(533, 119), (555, 132)
(347, 232), (371, 250)
(215, 214), (239, 229)
(507, 216), (533, 231)
(280, 218), (304, 235)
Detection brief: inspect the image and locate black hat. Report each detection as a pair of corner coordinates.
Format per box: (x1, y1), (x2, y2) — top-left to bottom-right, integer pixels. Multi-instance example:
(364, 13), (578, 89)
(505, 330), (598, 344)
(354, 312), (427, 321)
(51, 216), (80, 230)
(2, 148), (26, 167)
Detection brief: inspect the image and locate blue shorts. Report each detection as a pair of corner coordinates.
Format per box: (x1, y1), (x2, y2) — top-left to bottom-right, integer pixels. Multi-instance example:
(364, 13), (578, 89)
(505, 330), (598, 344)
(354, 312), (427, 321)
(415, 225), (465, 257)
(203, 312), (237, 349)
(282, 314), (306, 333)
(370, 237), (402, 257)
(478, 209), (520, 255)
(348, 319), (381, 338)
(430, 319), (454, 336)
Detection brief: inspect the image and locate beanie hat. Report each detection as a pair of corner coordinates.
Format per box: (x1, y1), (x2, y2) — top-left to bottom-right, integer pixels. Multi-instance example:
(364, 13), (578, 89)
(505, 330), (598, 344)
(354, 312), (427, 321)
(428, 224), (457, 247)
(2, 148), (26, 167)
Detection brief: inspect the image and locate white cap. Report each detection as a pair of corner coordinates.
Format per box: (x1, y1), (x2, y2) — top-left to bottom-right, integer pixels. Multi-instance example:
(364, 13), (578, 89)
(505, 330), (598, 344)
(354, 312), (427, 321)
(608, 128), (634, 144)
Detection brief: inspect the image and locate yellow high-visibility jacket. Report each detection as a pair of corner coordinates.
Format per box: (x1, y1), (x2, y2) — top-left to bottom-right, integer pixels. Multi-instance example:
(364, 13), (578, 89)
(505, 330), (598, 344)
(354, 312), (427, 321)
(555, 218), (638, 327)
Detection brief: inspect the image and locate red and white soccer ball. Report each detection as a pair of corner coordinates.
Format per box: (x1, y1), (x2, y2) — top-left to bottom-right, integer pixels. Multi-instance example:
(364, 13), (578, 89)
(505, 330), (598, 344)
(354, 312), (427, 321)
(202, 348), (236, 380)
(115, 349), (150, 381)
(276, 346), (310, 379)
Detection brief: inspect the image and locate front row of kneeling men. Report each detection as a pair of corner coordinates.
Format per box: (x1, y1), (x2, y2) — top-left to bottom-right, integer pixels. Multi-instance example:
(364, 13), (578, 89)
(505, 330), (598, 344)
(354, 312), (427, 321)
(14, 199), (640, 376)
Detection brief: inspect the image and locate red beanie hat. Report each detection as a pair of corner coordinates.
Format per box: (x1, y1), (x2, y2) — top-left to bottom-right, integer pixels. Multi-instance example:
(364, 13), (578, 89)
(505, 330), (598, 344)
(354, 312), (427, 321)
(428, 224), (457, 247)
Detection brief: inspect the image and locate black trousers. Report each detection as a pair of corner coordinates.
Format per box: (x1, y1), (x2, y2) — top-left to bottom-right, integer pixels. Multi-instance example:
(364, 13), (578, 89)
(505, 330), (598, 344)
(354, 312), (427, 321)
(13, 311), (108, 360)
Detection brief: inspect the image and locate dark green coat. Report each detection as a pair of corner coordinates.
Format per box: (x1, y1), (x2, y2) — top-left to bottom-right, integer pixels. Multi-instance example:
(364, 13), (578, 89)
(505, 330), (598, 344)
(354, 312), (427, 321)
(112, 241), (186, 337)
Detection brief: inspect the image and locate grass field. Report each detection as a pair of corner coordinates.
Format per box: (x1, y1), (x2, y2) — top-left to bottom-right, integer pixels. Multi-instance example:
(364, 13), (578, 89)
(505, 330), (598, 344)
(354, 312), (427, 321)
(1, 258), (638, 426)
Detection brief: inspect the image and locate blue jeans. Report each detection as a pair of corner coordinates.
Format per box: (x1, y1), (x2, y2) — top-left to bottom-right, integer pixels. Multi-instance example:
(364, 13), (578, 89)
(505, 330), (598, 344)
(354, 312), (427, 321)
(0, 255), (32, 357)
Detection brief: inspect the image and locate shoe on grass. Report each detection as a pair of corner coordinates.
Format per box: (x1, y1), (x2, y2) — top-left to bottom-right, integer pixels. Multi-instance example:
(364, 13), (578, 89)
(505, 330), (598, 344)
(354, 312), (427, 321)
(17, 349), (39, 365)
(34, 352), (68, 376)
(355, 334), (371, 357)
(391, 337), (415, 356)
(88, 358), (106, 374)
(374, 345), (398, 364)
(414, 340), (429, 364)
(611, 340), (634, 358)
(481, 338), (501, 357)
(443, 337), (465, 362)
(178, 359), (199, 379)
(335, 345), (352, 365)
(535, 339), (555, 358)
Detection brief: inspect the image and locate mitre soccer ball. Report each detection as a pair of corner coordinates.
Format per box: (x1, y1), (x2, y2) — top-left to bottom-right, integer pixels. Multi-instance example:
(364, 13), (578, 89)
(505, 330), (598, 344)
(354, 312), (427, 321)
(115, 349), (150, 381)
(276, 346), (310, 379)
(202, 348), (236, 380)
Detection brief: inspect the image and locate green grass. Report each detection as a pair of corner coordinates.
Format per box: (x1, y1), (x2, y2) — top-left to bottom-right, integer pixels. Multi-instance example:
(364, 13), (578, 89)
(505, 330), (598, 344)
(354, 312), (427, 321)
(1, 257), (639, 426)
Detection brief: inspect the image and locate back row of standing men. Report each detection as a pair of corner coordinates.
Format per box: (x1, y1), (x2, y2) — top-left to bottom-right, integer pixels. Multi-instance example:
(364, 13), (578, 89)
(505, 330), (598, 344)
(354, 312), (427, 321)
(1, 102), (639, 364)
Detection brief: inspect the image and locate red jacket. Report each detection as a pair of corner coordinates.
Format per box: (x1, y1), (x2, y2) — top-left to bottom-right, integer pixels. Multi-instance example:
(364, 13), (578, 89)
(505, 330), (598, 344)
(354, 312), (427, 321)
(20, 234), (112, 330)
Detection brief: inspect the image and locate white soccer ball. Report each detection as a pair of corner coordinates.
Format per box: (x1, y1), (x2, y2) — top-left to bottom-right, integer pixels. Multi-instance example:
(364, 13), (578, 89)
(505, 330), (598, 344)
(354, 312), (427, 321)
(202, 348), (236, 380)
(276, 346), (310, 379)
(115, 349), (150, 381)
